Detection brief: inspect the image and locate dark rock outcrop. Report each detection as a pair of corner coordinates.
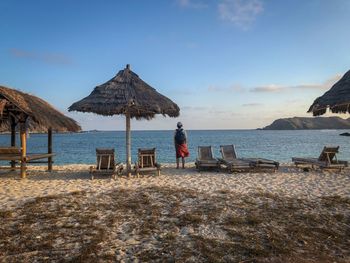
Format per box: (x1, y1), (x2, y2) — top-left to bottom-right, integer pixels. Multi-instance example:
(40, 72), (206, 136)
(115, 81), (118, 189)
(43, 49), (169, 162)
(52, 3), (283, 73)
(262, 117), (350, 130)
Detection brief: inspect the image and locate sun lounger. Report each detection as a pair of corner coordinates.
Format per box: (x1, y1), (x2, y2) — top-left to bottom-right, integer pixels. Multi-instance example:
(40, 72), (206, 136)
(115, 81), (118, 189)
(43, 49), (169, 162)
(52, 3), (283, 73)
(218, 145), (279, 172)
(135, 148), (161, 177)
(89, 148), (123, 180)
(292, 146), (348, 171)
(195, 146), (220, 171)
(242, 158), (279, 170)
(218, 145), (252, 172)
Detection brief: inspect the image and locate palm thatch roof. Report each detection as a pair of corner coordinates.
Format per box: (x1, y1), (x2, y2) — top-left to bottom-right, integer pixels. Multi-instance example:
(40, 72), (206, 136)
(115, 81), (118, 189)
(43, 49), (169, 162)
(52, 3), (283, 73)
(308, 70), (350, 116)
(0, 85), (81, 132)
(68, 65), (180, 120)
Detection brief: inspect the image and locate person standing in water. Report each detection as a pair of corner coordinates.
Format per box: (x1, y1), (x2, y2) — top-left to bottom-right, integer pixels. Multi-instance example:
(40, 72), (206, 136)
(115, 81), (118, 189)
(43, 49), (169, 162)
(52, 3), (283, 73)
(174, 122), (189, 169)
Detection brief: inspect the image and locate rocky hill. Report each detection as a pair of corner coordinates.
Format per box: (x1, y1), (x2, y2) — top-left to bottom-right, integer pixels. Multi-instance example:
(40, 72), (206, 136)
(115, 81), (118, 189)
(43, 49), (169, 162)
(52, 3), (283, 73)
(262, 117), (350, 130)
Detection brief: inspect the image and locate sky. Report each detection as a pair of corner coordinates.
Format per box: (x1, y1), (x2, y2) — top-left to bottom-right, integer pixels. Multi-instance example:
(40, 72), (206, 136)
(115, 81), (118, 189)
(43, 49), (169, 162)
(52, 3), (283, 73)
(0, 0), (349, 130)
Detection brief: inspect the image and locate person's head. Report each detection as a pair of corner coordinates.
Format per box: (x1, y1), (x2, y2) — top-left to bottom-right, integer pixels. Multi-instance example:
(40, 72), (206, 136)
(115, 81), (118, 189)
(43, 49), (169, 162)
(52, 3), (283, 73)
(177, 122), (183, 128)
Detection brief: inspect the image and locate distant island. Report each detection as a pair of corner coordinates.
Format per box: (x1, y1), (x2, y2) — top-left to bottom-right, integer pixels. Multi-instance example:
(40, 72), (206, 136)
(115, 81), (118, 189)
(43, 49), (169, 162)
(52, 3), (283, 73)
(261, 117), (350, 130)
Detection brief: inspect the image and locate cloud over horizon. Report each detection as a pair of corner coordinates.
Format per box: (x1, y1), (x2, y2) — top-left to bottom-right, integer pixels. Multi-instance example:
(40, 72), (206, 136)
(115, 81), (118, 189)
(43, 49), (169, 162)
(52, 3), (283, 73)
(250, 85), (283, 93)
(242, 103), (263, 107)
(207, 84), (245, 93)
(250, 74), (342, 93)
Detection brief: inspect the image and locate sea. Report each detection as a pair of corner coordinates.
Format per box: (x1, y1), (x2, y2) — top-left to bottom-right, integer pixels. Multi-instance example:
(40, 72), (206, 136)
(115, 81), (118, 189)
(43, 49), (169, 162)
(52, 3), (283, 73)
(0, 130), (349, 165)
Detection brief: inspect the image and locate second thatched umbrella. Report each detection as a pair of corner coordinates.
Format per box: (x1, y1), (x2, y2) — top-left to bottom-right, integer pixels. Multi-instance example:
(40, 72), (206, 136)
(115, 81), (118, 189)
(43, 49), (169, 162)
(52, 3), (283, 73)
(308, 70), (350, 116)
(69, 64), (180, 175)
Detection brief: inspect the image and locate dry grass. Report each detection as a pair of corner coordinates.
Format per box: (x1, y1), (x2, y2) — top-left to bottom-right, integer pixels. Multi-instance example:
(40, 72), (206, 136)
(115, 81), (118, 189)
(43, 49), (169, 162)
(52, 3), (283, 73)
(0, 186), (349, 262)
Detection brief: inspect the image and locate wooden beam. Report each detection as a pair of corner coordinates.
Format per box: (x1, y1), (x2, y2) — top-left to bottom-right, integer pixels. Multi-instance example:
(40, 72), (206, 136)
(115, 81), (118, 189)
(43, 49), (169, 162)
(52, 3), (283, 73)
(48, 127), (53, 172)
(26, 153), (55, 161)
(10, 116), (16, 170)
(20, 121), (27, 179)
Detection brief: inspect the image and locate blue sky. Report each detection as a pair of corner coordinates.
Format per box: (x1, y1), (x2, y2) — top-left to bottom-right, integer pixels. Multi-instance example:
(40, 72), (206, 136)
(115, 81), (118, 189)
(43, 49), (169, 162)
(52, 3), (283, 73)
(1, 0), (349, 130)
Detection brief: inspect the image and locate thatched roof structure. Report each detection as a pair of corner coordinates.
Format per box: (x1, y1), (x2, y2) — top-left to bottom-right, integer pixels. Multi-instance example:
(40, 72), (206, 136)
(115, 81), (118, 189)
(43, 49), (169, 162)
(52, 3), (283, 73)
(68, 64), (180, 176)
(0, 85), (81, 132)
(308, 70), (350, 116)
(68, 65), (180, 119)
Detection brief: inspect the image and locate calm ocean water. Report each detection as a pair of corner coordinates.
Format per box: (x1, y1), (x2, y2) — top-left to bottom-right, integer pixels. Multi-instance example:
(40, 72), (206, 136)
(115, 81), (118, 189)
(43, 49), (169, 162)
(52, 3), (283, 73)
(0, 130), (349, 165)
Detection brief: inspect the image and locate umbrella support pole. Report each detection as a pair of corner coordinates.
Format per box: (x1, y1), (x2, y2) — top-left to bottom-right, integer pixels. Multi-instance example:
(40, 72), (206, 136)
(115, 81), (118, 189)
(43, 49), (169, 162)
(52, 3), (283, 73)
(48, 127), (53, 172)
(10, 116), (16, 171)
(20, 121), (27, 179)
(126, 111), (131, 177)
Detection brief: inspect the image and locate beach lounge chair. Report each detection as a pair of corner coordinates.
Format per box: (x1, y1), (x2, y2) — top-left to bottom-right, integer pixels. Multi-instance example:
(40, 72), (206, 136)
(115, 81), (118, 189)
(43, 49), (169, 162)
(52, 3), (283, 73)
(219, 145), (279, 172)
(292, 146), (348, 171)
(218, 145), (252, 172)
(195, 146), (220, 171)
(89, 148), (123, 180)
(135, 148), (161, 177)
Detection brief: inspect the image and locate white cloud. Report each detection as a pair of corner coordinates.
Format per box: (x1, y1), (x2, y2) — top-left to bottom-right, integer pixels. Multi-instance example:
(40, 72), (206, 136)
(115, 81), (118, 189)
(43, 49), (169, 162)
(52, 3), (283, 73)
(9, 48), (72, 65)
(250, 74), (342, 93)
(182, 106), (208, 111)
(293, 74), (342, 90)
(251, 84), (283, 93)
(242, 103), (263, 107)
(176, 0), (208, 9)
(218, 0), (264, 29)
(177, 0), (190, 7)
(208, 84), (245, 92)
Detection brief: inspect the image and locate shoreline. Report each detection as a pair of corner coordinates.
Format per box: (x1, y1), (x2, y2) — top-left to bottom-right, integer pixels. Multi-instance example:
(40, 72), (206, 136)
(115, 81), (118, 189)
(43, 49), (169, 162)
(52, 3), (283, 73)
(1, 128), (350, 135)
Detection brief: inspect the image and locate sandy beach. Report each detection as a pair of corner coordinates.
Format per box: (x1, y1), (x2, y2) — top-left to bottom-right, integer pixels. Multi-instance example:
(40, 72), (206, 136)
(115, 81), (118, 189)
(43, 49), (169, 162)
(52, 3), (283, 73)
(0, 164), (349, 262)
(1, 163), (349, 210)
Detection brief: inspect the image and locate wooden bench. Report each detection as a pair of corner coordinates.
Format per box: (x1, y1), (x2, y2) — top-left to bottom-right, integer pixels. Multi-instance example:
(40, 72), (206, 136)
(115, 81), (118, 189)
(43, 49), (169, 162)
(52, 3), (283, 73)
(0, 147), (22, 170)
(0, 146), (55, 173)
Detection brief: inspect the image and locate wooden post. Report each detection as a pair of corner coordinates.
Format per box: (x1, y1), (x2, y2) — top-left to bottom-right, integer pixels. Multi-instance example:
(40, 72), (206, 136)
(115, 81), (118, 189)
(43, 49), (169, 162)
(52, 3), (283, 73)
(20, 121), (27, 179)
(126, 110), (131, 177)
(48, 127), (53, 172)
(10, 116), (16, 170)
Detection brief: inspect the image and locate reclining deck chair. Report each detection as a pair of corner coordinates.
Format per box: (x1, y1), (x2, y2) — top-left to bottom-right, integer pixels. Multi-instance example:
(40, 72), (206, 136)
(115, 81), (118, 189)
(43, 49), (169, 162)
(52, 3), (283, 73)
(219, 145), (279, 172)
(218, 145), (252, 172)
(135, 148), (161, 177)
(89, 148), (123, 180)
(292, 146), (348, 171)
(195, 146), (220, 171)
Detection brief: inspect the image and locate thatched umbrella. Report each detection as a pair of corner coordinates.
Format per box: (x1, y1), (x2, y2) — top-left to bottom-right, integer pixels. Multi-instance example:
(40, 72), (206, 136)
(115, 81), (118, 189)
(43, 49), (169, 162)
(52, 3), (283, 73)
(69, 64), (180, 175)
(308, 70), (350, 116)
(0, 86), (81, 132)
(0, 85), (81, 178)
